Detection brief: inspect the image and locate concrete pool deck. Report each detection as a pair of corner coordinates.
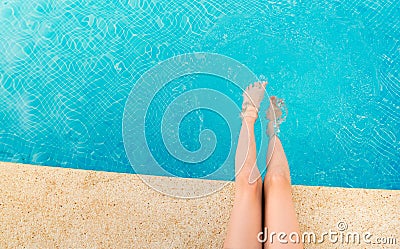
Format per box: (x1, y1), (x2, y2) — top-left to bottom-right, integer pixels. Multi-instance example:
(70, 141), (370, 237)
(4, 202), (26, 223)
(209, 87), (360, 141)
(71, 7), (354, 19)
(0, 162), (399, 248)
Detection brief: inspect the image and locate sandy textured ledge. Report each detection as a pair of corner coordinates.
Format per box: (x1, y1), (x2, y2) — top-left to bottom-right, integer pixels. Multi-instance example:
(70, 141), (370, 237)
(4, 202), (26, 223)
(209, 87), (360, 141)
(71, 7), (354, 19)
(0, 162), (399, 248)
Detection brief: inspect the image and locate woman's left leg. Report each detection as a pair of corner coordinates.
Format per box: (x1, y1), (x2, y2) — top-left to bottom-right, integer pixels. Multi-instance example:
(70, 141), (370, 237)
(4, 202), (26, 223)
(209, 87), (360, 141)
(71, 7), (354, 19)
(224, 82), (266, 249)
(223, 117), (263, 249)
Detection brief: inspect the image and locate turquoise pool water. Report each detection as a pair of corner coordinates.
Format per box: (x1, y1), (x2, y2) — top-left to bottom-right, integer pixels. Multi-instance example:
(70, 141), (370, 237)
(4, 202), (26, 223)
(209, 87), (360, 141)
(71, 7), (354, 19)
(0, 0), (399, 190)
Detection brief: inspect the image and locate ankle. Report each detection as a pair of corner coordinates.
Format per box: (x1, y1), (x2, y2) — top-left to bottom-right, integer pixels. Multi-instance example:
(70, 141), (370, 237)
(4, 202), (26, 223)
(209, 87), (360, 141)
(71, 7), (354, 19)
(266, 121), (279, 137)
(242, 116), (257, 124)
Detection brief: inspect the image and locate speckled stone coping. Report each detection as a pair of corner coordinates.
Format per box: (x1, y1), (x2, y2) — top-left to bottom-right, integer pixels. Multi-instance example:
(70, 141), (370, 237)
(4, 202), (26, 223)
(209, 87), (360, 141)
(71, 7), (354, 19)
(0, 162), (399, 249)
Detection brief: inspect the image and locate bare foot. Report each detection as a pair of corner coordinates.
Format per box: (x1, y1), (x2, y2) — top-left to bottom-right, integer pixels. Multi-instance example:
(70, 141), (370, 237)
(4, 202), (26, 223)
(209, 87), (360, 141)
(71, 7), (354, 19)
(266, 96), (286, 137)
(241, 81), (267, 122)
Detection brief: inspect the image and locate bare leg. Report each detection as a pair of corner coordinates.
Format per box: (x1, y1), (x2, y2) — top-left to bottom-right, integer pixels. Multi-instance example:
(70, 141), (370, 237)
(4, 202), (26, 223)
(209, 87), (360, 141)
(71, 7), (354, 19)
(224, 82), (266, 249)
(263, 96), (303, 249)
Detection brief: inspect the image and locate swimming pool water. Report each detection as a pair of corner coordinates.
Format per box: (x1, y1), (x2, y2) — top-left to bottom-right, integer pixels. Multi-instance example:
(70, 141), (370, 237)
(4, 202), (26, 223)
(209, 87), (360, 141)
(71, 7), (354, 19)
(0, 0), (399, 190)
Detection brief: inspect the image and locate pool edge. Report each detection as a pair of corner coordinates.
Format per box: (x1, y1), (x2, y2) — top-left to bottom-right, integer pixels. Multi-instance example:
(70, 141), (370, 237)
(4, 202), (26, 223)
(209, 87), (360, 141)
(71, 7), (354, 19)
(1, 162), (399, 248)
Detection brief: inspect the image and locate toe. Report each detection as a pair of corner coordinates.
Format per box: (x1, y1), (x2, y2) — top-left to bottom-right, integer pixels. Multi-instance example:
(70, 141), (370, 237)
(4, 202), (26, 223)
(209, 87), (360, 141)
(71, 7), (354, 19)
(262, 81), (267, 88)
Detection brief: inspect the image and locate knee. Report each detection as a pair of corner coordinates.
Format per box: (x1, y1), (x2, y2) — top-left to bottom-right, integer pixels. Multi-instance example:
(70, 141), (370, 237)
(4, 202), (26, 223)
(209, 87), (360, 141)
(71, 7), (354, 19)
(235, 172), (262, 196)
(264, 171), (291, 187)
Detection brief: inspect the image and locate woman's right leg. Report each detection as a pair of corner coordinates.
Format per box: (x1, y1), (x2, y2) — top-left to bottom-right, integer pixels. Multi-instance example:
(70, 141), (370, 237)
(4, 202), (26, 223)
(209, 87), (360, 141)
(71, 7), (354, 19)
(263, 97), (303, 249)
